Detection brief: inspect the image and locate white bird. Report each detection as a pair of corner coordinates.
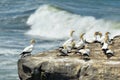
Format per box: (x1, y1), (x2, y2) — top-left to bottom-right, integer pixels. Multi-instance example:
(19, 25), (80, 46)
(101, 32), (111, 44)
(59, 45), (68, 56)
(106, 46), (114, 59)
(62, 30), (75, 52)
(102, 37), (109, 54)
(101, 35), (114, 59)
(75, 33), (85, 49)
(20, 39), (36, 57)
(106, 49), (114, 59)
(93, 31), (102, 43)
(78, 48), (90, 57)
(78, 45), (90, 60)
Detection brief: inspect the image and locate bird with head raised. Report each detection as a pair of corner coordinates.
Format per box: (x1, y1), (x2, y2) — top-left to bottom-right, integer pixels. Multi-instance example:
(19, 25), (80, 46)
(101, 32), (112, 44)
(80, 33), (85, 40)
(75, 33), (85, 49)
(70, 30), (75, 38)
(105, 32), (110, 35)
(20, 39), (36, 58)
(62, 30), (75, 51)
(105, 32), (111, 42)
(94, 31), (102, 43)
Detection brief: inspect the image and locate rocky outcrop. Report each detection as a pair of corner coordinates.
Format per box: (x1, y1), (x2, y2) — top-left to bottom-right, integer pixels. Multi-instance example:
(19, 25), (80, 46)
(18, 36), (120, 80)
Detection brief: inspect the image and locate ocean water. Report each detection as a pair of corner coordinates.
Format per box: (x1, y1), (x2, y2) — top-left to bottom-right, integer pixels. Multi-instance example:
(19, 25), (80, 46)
(0, 0), (120, 80)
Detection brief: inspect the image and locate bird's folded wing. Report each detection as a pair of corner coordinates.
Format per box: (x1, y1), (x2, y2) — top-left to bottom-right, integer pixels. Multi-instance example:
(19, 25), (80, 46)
(23, 46), (33, 52)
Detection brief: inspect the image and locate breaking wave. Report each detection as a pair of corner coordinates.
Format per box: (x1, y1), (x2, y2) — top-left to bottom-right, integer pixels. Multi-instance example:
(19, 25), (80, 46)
(26, 5), (120, 41)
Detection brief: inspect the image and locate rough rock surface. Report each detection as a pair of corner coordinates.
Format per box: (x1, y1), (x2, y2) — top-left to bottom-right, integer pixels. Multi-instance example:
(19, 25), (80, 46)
(18, 36), (120, 80)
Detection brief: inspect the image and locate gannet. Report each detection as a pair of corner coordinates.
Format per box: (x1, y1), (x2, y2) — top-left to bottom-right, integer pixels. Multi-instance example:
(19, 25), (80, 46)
(106, 46), (114, 59)
(101, 32), (111, 44)
(106, 49), (114, 59)
(62, 30), (75, 52)
(59, 45), (68, 56)
(101, 35), (114, 58)
(20, 39), (36, 57)
(78, 45), (90, 60)
(62, 30), (75, 46)
(59, 40), (75, 55)
(75, 33), (85, 49)
(102, 37), (109, 54)
(94, 31), (102, 42)
(78, 48), (90, 57)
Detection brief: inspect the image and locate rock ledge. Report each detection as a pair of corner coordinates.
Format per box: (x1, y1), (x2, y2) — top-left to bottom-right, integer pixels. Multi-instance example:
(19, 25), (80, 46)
(18, 36), (120, 80)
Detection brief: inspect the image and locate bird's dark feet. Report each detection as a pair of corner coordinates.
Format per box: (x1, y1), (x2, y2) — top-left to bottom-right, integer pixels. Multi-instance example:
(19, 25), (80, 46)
(94, 40), (101, 43)
(82, 55), (90, 61)
(60, 54), (68, 56)
(83, 57), (90, 61)
(20, 54), (31, 58)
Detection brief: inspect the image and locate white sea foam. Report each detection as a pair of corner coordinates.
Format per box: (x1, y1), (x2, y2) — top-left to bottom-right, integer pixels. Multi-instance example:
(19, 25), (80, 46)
(26, 5), (120, 41)
(0, 49), (19, 56)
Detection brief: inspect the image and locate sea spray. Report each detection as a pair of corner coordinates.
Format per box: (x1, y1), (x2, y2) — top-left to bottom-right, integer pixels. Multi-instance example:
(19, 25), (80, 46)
(26, 5), (120, 41)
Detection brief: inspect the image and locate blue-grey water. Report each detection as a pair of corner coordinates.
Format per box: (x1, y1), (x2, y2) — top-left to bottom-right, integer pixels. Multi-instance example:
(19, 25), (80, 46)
(0, 0), (120, 80)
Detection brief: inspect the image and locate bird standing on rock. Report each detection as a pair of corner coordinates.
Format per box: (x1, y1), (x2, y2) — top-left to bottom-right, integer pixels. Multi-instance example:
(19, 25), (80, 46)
(59, 45), (68, 56)
(75, 33), (85, 49)
(94, 31), (102, 43)
(78, 45), (90, 60)
(102, 36), (109, 54)
(101, 32), (111, 44)
(62, 30), (75, 52)
(20, 39), (36, 58)
(106, 50), (114, 59)
(105, 46), (114, 59)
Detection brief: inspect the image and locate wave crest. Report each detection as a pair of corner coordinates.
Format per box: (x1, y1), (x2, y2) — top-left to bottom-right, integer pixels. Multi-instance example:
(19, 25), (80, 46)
(26, 5), (120, 40)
